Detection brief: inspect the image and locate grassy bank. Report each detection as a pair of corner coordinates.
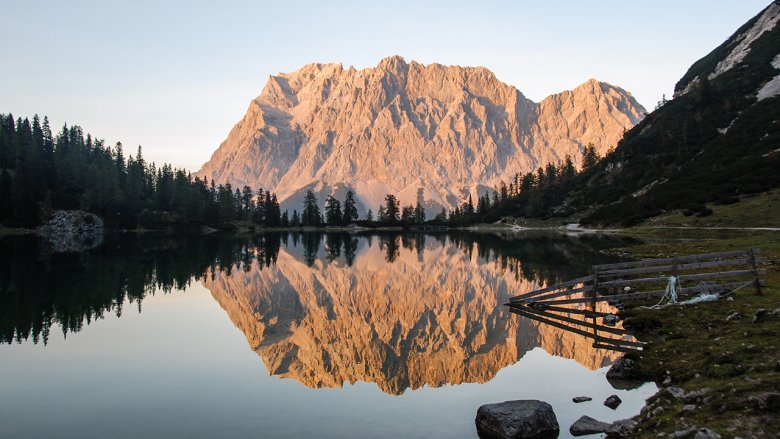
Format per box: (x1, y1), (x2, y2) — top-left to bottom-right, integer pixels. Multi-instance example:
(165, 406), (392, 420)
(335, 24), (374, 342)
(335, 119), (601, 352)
(612, 227), (779, 438)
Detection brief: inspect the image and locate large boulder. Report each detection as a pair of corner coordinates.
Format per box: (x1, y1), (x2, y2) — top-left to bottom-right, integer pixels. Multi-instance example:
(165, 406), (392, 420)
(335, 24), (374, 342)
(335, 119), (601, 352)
(569, 415), (609, 436)
(35, 210), (104, 252)
(606, 356), (638, 380)
(475, 400), (559, 439)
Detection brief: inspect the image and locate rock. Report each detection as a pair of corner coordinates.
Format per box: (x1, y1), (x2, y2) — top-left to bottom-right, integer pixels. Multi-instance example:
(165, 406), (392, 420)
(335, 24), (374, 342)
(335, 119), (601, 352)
(752, 308), (780, 323)
(35, 210), (104, 252)
(603, 314), (620, 326)
(682, 404), (697, 412)
(748, 392), (780, 411)
(475, 400), (559, 439)
(725, 311), (741, 322)
(572, 396), (592, 403)
(604, 394), (622, 409)
(606, 356), (638, 380)
(604, 419), (638, 437)
(651, 406), (665, 416)
(682, 388), (710, 403)
(569, 415), (609, 436)
(198, 57), (645, 217)
(658, 386), (685, 400)
(669, 426), (698, 438)
(693, 428), (721, 439)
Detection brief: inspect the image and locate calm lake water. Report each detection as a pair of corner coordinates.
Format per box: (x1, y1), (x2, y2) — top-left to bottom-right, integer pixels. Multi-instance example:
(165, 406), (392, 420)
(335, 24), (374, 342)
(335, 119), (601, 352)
(0, 231), (656, 438)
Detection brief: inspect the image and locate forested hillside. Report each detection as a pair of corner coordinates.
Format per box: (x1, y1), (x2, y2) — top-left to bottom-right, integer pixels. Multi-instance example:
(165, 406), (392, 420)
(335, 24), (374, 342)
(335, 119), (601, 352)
(0, 114), (282, 229)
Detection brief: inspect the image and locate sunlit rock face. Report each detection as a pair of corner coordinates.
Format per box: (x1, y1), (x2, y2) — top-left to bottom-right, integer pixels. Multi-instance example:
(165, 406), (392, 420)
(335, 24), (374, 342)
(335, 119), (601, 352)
(202, 236), (621, 395)
(197, 56), (646, 217)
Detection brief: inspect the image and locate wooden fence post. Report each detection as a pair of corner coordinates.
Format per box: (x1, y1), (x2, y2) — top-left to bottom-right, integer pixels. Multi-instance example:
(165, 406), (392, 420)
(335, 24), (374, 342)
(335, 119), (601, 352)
(748, 248), (763, 295)
(592, 266), (600, 342)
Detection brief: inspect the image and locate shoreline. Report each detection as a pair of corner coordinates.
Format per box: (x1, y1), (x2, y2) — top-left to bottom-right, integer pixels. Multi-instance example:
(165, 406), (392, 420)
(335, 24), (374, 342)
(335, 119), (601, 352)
(602, 228), (780, 437)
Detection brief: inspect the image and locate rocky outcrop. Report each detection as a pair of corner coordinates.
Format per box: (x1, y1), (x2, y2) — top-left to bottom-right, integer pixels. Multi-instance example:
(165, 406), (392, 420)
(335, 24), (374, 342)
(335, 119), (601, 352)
(606, 356), (640, 380)
(198, 56), (645, 217)
(569, 415), (610, 436)
(201, 237), (622, 395)
(475, 400), (559, 439)
(35, 210), (104, 252)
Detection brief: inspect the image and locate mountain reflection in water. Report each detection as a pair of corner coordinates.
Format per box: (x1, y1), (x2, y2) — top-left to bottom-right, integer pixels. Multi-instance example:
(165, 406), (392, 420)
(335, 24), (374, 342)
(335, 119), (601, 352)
(204, 232), (631, 395)
(1, 231), (633, 395)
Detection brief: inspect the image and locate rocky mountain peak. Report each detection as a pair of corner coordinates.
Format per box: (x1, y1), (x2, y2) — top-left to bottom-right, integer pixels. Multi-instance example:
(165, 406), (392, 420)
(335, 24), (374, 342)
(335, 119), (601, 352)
(198, 57), (645, 216)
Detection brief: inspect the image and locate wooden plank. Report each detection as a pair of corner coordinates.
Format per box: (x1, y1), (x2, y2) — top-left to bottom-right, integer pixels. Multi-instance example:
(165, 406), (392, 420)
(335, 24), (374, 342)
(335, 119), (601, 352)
(508, 307), (643, 347)
(516, 305), (630, 336)
(536, 279), (765, 305)
(591, 336), (646, 348)
(598, 268), (768, 289)
(598, 257), (766, 278)
(513, 285), (594, 304)
(524, 304), (611, 318)
(509, 306), (597, 340)
(593, 249), (756, 271)
(592, 343), (641, 353)
(509, 274), (594, 302)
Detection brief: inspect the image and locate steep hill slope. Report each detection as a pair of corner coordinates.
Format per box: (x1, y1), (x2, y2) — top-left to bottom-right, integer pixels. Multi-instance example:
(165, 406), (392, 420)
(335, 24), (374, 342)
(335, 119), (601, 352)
(571, 1), (780, 226)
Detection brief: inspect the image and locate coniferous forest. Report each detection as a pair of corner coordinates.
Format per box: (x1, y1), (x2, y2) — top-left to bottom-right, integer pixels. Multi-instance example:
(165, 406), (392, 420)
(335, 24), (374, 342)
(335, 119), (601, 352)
(0, 113), (283, 229)
(0, 112), (603, 231)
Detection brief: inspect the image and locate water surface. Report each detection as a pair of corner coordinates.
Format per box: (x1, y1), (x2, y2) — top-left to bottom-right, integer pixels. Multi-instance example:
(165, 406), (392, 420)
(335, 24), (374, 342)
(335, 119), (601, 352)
(0, 232), (656, 438)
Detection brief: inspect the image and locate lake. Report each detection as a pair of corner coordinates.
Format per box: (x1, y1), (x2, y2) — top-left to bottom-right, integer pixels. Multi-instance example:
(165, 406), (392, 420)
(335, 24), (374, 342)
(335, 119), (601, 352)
(0, 231), (656, 438)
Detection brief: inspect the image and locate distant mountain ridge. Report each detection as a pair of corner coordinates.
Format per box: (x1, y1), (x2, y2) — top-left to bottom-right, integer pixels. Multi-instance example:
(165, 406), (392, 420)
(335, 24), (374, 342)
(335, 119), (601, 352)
(197, 56), (645, 217)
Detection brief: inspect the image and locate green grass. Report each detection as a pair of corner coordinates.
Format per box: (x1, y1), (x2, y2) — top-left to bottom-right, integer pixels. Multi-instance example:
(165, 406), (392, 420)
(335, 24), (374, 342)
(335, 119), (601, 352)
(613, 229), (780, 438)
(642, 190), (780, 228)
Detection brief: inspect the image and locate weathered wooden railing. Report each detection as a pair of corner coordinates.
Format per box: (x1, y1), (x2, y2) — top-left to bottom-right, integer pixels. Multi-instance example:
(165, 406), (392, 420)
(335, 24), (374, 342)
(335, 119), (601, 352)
(505, 248), (768, 352)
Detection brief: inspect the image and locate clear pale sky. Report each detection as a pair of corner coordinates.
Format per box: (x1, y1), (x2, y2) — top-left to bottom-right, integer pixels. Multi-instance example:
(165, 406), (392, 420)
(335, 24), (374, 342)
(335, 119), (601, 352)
(0, 0), (770, 171)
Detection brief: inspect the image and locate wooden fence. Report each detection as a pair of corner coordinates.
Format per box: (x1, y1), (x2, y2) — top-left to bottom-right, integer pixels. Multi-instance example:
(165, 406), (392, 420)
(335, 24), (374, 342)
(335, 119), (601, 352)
(505, 248), (768, 352)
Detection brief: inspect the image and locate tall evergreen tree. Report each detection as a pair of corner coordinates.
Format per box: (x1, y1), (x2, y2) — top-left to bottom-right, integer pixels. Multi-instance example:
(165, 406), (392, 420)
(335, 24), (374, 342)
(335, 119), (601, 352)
(342, 190), (358, 224)
(324, 195), (342, 225)
(302, 190), (321, 226)
(383, 194), (400, 225)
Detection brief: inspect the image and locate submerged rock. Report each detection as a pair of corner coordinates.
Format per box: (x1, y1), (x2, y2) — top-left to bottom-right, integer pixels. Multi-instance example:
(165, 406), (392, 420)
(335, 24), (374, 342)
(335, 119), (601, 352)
(35, 210), (104, 252)
(475, 400), (559, 439)
(603, 314), (621, 326)
(569, 415), (609, 436)
(572, 396), (592, 403)
(606, 356), (639, 380)
(604, 394), (622, 409)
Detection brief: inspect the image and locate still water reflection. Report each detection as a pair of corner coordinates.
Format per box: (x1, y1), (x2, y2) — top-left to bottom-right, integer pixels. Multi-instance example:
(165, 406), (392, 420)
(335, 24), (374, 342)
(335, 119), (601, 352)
(0, 232), (656, 438)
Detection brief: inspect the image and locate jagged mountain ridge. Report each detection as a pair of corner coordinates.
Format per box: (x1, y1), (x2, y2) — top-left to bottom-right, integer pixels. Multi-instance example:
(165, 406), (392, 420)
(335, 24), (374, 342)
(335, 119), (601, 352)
(201, 237), (621, 395)
(198, 56), (645, 216)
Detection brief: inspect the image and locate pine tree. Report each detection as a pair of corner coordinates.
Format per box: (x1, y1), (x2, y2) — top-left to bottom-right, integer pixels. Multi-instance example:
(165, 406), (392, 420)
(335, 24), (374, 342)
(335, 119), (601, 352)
(383, 194), (400, 225)
(582, 143), (600, 171)
(414, 188), (425, 224)
(291, 209), (301, 227)
(324, 195), (342, 225)
(302, 190), (321, 226)
(0, 169), (12, 223)
(342, 190), (358, 224)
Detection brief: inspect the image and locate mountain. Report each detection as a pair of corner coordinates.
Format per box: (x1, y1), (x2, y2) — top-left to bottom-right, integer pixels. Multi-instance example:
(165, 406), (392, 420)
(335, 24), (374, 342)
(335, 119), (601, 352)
(197, 56), (645, 217)
(568, 1), (780, 225)
(201, 236), (622, 395)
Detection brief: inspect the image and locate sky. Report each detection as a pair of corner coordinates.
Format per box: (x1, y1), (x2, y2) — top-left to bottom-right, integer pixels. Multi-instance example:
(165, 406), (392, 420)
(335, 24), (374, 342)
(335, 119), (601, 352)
(0, 0), (771, 171)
